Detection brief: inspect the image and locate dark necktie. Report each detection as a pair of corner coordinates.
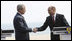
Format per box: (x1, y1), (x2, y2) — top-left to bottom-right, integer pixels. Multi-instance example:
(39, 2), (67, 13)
(52, 16), (55, 24)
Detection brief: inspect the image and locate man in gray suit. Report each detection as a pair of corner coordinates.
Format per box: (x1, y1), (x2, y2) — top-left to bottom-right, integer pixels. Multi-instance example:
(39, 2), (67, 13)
(13, 4), (36, 40)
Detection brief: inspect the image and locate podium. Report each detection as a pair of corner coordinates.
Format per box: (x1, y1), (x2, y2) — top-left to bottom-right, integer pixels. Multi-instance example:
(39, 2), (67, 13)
(52, 27), (71, 40)
(1, 30), (14, 40)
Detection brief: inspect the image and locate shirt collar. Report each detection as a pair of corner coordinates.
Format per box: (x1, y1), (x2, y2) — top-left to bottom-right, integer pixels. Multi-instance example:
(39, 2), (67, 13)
(51, 13), (56, 17)
(17, 12), (24, 17)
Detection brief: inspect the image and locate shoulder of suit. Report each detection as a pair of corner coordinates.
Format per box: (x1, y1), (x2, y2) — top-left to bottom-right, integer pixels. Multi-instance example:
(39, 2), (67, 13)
(46, 13), (64, 19)
(15, 15), (23, 20)
(46, 16), (50, 19)
(56, 13), (64, 16)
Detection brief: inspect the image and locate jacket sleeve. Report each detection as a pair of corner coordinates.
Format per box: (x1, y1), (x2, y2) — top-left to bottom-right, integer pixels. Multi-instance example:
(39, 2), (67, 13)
(37, 17), (49, 31)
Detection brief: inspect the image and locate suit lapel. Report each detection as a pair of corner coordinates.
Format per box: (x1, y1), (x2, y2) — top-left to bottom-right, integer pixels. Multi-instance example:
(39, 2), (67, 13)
(55, 14), (59, 25)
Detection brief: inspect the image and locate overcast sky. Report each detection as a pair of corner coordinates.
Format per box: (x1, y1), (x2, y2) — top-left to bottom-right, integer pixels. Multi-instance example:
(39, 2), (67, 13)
(1, 1), (71, 26)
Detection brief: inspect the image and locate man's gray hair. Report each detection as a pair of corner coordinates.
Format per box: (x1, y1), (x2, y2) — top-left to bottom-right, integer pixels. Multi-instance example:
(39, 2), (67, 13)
(17, 4), (24, 11)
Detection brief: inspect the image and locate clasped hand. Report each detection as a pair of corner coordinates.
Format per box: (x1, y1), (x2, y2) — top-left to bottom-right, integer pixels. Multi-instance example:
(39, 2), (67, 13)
(33, 28), (38, 33)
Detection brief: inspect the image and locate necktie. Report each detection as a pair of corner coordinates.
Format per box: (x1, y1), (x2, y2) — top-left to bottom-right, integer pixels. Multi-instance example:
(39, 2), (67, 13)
(52, 16), (55, 24)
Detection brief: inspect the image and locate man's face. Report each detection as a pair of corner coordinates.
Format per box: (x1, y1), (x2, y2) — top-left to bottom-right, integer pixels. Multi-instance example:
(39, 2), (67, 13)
(48, 7), (56, 16)
(20, 6), (26, 14)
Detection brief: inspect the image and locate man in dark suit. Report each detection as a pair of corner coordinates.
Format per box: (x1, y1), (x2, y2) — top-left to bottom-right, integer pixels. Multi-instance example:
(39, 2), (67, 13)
(34, 6), (69, 40)
(13, 4), (35, 40)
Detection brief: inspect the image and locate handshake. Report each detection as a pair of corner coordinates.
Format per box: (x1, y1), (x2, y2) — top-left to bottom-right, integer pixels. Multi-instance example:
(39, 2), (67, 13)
(33, 28), (38, 33)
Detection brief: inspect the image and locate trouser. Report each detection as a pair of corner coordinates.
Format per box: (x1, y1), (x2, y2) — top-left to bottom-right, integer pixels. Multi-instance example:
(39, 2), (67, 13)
(51, 32), (60, 40)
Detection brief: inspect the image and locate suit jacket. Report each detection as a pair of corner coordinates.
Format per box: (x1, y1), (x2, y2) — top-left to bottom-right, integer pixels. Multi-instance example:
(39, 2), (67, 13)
(37, 13), (69, 31)
(13, 13), (32, 40)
